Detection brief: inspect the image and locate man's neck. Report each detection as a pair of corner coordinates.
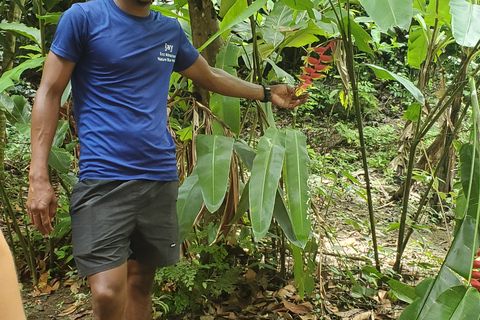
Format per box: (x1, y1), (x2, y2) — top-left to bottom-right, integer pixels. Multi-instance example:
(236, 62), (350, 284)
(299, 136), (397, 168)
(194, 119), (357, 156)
(113, 0), (150, 17)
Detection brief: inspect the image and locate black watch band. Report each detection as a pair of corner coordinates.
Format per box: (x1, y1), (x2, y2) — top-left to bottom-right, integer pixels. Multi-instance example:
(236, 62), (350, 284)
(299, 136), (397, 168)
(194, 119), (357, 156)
(260, 85), (271, 103)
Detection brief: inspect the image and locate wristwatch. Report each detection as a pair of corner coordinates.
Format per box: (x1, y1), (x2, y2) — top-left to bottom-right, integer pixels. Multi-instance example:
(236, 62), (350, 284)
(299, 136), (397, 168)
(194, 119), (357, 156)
(260, 85), (271, 103)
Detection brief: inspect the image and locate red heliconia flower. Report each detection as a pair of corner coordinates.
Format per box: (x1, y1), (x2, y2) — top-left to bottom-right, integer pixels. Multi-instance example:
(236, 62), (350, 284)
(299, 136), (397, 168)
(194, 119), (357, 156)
(305, 67), (315, 73)
(319, 55), (333, 63)
(313, 46), (328, 54)
(327, 40), (336, 52)
(304, 79), (312, 85)
(307, 56), (320, 65)
(310, 73), (326, 79)
(315, 65), (332, 72)
(297, 74), (312, 81)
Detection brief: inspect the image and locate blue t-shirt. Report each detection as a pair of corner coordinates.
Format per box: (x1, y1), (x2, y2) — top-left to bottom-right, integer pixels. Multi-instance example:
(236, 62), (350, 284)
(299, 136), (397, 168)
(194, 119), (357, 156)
(51, 0), (199, 181)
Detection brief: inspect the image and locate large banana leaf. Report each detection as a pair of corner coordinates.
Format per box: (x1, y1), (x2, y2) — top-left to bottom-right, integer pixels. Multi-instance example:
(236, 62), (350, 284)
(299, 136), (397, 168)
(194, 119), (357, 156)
(196, 134), (235, 213)
(284, 128), (310, 248)
(407, 26), (428, 69)
(450, 0), (480, 47)
(177, 169), (204, 243)
(358, 0), (413, 31)
(249, 127), (285, 240)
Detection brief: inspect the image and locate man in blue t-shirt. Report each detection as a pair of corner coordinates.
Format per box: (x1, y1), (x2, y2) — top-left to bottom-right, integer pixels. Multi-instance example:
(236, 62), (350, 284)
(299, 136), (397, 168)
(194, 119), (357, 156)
(26, 0), (307, 318)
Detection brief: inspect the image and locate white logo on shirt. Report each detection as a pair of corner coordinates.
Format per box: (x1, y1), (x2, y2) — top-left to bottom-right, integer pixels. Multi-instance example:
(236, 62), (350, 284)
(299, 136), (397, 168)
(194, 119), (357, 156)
(157, 43), (175, 63)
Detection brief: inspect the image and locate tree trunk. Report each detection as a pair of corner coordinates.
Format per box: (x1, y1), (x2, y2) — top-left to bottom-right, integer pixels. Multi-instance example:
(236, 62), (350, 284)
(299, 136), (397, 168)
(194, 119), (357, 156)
(187, 0), (223, 104)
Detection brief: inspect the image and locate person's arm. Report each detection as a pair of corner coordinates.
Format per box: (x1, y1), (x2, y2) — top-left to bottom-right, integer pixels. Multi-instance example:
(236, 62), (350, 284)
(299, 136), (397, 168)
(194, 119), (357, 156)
(26, 52), (75, 235)
(0, 232), (26, 320)
(179, 55), (308, 109)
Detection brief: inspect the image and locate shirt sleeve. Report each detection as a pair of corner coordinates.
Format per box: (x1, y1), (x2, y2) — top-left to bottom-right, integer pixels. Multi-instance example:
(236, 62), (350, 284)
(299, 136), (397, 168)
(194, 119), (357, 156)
(50, 4), (88, 63)
(173, 21), (200, 72)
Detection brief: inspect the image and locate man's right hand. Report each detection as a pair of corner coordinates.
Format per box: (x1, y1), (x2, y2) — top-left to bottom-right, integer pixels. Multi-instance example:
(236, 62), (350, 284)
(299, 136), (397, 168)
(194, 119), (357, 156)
(26, 180), (58, 235)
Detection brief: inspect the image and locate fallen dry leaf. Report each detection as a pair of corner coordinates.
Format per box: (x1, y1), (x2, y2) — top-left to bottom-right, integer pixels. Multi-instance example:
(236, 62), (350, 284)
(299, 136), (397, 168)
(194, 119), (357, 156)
(352, 311), (372, 320)
(283, 300), (312, 316)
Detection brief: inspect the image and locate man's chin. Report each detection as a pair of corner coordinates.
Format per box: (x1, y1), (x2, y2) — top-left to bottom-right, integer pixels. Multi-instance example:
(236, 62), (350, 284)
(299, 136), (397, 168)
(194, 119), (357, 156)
(136, 0), (151, 6)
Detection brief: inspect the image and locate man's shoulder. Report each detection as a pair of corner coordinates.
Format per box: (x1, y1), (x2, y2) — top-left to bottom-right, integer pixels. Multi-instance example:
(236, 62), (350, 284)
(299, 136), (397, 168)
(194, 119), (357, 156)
(68, 0), (106, 14)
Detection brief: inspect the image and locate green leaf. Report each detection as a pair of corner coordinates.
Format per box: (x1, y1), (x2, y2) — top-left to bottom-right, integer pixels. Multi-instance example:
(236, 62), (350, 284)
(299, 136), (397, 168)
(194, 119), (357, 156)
(365, 64), (425, 104)
(37, 12), (62, 25)
(198, 0), (268, 52)
(343, 16), (373, 55)
(177, 169), (204, 243)
(425, 0), (452, 27)
(0, 57), (45, 93)
(196, 134), (235, 213)
(234, 140), (256, 170)
(249, 127), (285, 240)
(49, 147), (72, 173)
(450, 0), (480, 47)
(262, 3), (293, 48)
(52, 120), (70, 147)
(264, 58), (296, 85)
(284, 128), (310, 247)
(273, 188), (305, 248)
(358, 0), (413, 31)
(407, 26), (428, 69)
(0, 22), (41, 45)
(281, 0), (313, 10)
(403, 102), (422, 122)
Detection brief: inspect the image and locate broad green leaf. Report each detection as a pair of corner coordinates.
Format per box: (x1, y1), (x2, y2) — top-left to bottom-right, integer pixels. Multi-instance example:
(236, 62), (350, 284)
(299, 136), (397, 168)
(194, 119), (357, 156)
(0, 57), (45, 93)
(264, 58), (295, 85)
(234, 140), (256, 170)
(281, 0), (314, 10)
(52, 120), (70, 147)
(220, 0), (248, 40)
(0, 94), (31, 125)
(284, 128), (310, 247)
(407, 26), (428, 69)
(365, 64), (425, 104)
(450, 0), (480, 47)
(262, 3), (293, 48)
(425, 0), (452, 27)
(198, 0), (268, 52)
(249, 127), (285, 240)
(273, 188), (305, 248)
(282, 27), (320, 48)
(49, 147), (72, 173)
(196, 134), (235, 213)
(150, 5), (189, 21)
(403, 102), (422, 122)
(0, 22), (41, 45)
(177, 169), (204, 243)
(343, 16), (373, 55)
(358, 0), (413, 31)
(219, 0), (237, 17)
(211, 38), (241, 136)
(37, 12), (62, 25)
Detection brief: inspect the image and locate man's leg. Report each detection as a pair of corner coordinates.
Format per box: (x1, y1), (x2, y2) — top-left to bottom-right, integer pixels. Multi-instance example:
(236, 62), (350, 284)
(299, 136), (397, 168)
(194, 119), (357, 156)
(89, 263), (128, 320)
(124, 260), (157, 320)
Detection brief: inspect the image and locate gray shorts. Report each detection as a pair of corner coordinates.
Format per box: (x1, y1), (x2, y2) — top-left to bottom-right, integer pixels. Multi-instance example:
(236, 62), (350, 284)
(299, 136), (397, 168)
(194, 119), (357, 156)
(69, 179), (179, 277)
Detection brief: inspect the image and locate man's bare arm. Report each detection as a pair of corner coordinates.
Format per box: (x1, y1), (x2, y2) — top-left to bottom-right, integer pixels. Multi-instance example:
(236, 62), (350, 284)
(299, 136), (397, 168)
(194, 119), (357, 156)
(179, 55), (308, 109)
(27, 52), (75, 234)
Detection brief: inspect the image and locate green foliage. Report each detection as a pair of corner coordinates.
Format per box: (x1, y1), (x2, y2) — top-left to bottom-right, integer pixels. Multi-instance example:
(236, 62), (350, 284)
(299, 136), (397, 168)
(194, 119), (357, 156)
(153, 242), (242, 316)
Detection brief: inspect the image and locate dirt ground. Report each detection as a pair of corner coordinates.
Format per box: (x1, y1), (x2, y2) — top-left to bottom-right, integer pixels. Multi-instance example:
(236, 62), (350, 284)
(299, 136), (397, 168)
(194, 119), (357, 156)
(20, 179), (451, 319)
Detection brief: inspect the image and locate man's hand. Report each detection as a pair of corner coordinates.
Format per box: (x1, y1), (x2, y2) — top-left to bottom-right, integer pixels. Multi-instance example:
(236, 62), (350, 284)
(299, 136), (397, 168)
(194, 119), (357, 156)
(26, 180), (57, 235)
(270, 84), (308, 109)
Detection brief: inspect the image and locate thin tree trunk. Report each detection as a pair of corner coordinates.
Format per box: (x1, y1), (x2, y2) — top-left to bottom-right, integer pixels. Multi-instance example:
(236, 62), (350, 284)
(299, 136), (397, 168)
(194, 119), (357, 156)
(187, 0), (223, 104)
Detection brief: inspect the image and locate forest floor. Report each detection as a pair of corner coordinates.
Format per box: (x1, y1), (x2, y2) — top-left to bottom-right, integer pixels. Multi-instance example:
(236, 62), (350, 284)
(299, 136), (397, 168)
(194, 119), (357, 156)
(18, 110), (453, 320)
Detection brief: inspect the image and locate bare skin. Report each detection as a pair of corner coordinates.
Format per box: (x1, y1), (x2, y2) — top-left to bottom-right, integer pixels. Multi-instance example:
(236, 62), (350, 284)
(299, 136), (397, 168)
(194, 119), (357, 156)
(0, 232), (27, 320)
(26, 0), (308, 319)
